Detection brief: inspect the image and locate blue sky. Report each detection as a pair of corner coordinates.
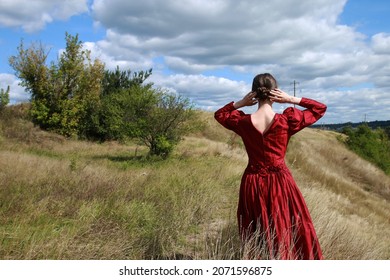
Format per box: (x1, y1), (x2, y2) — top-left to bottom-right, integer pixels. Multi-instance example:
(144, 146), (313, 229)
(1, 0), (390, 124)
(340, 0), (390, 36)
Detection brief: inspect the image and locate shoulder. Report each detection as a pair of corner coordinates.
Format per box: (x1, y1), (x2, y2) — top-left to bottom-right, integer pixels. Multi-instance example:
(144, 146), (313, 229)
(282, 106), (300, 119)
(228, 108), (248, 125)
(214, 102), (248, 132)
(281, 106), (305, 126)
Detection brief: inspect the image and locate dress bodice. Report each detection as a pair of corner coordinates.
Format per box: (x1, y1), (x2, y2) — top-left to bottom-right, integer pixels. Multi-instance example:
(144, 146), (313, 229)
(214, 98), (327, 172)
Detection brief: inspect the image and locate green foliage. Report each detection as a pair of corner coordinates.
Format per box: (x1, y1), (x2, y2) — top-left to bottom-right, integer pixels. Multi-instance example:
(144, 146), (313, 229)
(9, 33), (104, 138)
(385, 127), (390, 139)
(151, 135), (174, 158)
(0, 85), (10, 111)
(97, 85), (157, 141)
(101, 66), (152, 96)
(94, 67), (156, 141)
(136, 91), (194, 158)
(99, 85), (193, 158)
(9, 40), (50, 101)
(342, 124), (390, 174)
(94, 66), (194, 157)
(8, 33), (194, 158)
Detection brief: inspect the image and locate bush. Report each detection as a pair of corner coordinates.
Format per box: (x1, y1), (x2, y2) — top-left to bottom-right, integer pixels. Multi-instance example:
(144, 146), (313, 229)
(8, 33), (194, 158)
(9, 33), (104, 138)
(342, 124), (390, 174)
(136, 91), (194, 158)
(0, 85), (10, 112)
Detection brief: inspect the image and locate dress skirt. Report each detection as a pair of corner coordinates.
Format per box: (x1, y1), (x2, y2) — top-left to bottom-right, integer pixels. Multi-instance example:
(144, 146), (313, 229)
(237, 163), (323, 260)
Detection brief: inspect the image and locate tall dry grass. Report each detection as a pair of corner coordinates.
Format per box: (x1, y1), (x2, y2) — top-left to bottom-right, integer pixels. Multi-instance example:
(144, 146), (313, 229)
(286, 129), (390, 259)
(0, 111), (243, 259)
(0, 109), (389, 259)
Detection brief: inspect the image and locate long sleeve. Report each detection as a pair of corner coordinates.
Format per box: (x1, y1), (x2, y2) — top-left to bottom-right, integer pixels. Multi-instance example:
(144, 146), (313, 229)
(283, 97), (327, 135)
(214, 102), (246, 134)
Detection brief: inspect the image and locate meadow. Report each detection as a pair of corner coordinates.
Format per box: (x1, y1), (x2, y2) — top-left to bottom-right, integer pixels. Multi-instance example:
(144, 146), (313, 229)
(0, 107), (389, 259)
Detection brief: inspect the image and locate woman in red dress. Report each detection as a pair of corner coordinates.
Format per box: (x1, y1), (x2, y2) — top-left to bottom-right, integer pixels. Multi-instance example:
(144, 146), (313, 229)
(214, 73), (326, 260)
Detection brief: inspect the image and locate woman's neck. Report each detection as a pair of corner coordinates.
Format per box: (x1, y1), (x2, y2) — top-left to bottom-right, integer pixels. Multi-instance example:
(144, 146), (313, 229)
(256, 99), (274, 112)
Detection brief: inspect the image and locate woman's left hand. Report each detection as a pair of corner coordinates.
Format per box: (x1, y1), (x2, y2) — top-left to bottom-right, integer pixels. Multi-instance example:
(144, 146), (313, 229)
(269, 88), (301, 104)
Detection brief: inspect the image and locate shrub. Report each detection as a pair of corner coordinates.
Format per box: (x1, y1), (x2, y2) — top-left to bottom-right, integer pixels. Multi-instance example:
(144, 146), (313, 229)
(0, 85), (10, 111)
(9, 33), (104, 138)
(342, 124), (390, 174)
(8, 33), (194, 158)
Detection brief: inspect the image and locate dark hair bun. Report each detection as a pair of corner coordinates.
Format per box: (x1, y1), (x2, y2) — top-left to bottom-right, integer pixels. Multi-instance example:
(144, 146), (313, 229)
(252, 73), (278, 101)
(255, 87), (271, 100)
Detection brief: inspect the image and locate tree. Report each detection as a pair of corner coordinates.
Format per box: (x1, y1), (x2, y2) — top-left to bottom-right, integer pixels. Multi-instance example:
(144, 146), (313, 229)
(102, 66), (152, 96)
(9, 33), (104, 138)
(9, 33), (194, 157)
(0, 85), (10, 111)
(91, 67), (154, 140)
(97, 84), (156, 141)
(9, 40), (51, 127)
(101, 84), (193, 158)
(133, 89), (194, 158)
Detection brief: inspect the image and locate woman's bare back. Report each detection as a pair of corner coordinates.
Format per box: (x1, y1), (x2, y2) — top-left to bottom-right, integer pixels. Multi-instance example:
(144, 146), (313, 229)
(250, 109), (276, 134)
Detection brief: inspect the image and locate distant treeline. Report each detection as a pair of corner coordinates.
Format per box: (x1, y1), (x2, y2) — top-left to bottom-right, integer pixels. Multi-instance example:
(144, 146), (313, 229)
(313, 120), (390, 134)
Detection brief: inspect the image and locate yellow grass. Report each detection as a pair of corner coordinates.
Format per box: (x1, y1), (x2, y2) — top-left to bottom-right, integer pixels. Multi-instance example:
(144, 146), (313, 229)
(0, 111), (389, 259)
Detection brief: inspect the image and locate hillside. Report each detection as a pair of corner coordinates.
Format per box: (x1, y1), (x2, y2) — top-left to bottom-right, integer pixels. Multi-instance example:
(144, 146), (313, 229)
(0, 109), (389, 259)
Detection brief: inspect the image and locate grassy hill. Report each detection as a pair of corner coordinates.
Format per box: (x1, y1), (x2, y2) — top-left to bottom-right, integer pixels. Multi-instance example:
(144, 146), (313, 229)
(0, 107), (389, 259)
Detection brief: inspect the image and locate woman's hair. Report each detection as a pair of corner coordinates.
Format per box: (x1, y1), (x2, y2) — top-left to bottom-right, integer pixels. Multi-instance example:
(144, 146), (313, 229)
(251, 73), (278, 101)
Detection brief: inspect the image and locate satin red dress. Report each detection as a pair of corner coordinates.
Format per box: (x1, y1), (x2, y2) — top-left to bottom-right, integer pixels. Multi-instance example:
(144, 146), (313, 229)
(215, 97), (326, 260)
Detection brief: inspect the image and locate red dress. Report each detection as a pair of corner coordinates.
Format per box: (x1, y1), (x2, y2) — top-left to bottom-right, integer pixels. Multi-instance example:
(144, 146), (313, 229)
(214, 97), (326, 260)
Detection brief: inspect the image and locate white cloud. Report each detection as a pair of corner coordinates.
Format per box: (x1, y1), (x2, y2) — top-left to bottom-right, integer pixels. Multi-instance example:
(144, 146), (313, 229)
(0, 0), (89, 32)
(371, 33), (390, 55)
(2, 0), (390, 124)
(86, 0), (390, 123)
(148, 71), (390, 124)
(83, 41), (154, 71)
(88, 0), (381, 90)
(164, 56), (216, 74)
(0, 73), (28, 103)
(150, 73), (248, 110)
(91, 0), (358, 70)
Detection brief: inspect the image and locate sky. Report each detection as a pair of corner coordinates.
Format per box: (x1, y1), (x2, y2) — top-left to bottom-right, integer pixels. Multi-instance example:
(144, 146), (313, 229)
(1, 0), (390, 124)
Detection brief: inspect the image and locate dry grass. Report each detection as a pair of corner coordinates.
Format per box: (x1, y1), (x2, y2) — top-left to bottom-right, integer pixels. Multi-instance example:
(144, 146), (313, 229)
(0, 110), (389, 259)
(286, 129), (390, 259)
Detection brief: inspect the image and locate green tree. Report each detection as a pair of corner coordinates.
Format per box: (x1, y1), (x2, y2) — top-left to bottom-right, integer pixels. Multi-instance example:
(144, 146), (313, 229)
(9, 33), (194, 157)
(102, 66), (152, 96)
(9, 40), (51, 128)
(134, 90), (194, 158)
(92, 67), (154, 140)
(98, 84), (156, 141)
(0, 85), (10, 111)
(9, 33), (104, 138)
(100, 84), (193, 158)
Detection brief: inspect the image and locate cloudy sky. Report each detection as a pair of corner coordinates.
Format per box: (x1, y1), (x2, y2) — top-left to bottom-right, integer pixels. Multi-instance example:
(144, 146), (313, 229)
(1, 0), (390, 124)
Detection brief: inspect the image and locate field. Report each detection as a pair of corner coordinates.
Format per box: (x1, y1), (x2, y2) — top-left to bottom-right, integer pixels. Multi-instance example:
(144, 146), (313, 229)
(1, 108), (389, 259)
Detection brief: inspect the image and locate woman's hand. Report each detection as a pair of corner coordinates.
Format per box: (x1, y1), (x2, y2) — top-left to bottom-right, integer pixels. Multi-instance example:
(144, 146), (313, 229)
(233, 91), (258, 109)
(269, 88), (301, 104)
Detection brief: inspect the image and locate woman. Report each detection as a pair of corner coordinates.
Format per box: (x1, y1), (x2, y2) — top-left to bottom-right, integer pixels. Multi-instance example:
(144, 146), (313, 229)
(214, 73), (326, 259)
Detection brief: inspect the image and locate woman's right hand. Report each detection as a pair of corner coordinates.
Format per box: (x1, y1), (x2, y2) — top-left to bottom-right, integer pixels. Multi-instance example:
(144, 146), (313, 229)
(233, 91), (258, 108)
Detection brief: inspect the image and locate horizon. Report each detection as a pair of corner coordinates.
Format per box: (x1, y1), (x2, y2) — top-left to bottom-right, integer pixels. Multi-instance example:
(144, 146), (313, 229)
(1, 0), (390, 124)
